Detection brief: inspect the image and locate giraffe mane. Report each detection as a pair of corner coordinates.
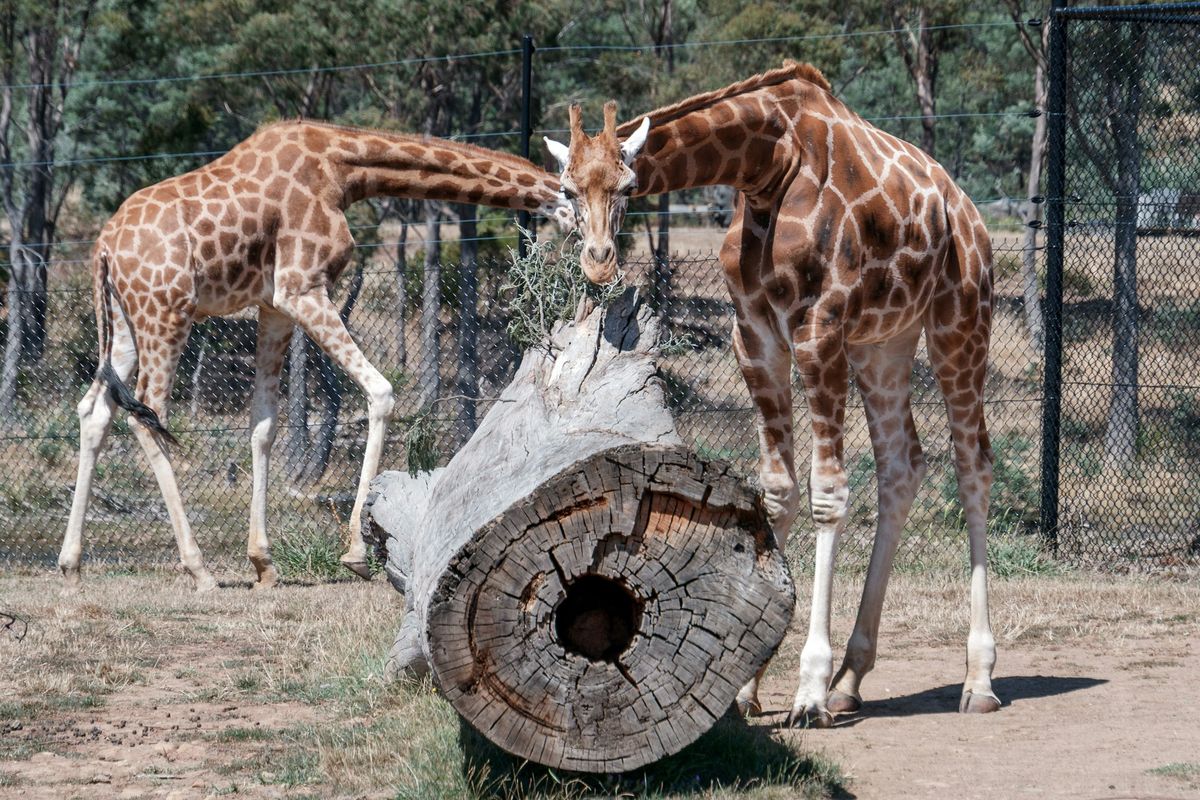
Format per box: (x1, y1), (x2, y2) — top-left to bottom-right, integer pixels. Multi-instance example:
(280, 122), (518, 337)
(615, 60), (831, 135)
(260, 119), (549, 174)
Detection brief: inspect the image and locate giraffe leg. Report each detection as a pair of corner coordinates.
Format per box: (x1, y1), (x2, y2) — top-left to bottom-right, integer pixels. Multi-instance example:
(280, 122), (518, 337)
(58, 317), (138, 592)
(827, 324), (926, 714)
(274, 288), (392, 579)
(928, 296), (1001, 714)
(786, 330), (850, 729)
(130, 314), (216, 592)
(246, 308), (293, 588)
(728, 318), (797, 716)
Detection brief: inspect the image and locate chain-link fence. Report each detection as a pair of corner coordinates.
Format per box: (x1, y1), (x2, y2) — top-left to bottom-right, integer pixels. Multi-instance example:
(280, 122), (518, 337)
(1, 234), (1052, 574)
(1041, 3), (1200, 567)
(3, 5), (1199, 576)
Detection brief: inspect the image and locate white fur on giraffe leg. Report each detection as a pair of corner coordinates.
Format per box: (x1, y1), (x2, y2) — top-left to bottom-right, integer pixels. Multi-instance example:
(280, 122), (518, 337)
(959, 688), (1002, 714)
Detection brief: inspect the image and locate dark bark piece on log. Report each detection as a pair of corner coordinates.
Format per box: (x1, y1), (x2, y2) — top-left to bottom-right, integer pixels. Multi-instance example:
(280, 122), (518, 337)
(368, 288), (794, 773)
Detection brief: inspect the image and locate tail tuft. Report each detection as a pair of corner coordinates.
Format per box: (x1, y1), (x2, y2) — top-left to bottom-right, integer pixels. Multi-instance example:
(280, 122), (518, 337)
(94, 248), (179, 448)
(98, 363), (179, 447)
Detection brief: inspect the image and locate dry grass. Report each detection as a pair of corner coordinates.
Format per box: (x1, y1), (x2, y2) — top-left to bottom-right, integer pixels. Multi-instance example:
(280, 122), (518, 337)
(3, 567), (1198, 797)
(0, 573), (845, 799)
(767, 564), (1200, 677)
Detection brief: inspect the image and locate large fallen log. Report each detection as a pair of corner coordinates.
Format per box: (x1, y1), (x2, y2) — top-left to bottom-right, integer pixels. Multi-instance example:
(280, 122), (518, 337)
(367, 289), (794, 772)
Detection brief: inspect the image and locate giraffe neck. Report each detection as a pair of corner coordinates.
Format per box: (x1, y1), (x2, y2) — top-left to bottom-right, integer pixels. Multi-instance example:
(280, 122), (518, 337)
(621, 77), (825, 199)
(324, 126), (561, 213)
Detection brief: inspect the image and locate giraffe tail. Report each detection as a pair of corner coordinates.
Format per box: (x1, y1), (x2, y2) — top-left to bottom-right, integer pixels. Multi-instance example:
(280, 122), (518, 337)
(94, 249), (179, 447)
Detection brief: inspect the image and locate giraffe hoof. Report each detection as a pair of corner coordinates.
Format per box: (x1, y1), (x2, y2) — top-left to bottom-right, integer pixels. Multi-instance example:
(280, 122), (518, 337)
(251, 561), (279, 590)
(827, 690), (862, 714)
(959, 689), (1002, 714)
(341, 560), (373, 581)
(786, 705), (834, 729)
(252, 572), (280, 591)
(734, 693), (762, 717)
(193, 571), (218, 593)
(60, 566), (82, 595)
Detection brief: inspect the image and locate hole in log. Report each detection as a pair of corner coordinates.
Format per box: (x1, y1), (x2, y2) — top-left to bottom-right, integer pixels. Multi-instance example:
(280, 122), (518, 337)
(554, 574), (642, 662)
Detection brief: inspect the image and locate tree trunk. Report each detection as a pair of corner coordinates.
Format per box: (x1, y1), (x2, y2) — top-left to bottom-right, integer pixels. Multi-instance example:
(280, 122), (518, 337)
(366, 290), (794, 772)
(0, 242), (25, 417)
(651, 193), (672, 315)
(284, 331), (310, 479)
(1104, 28), (1144, 472)
(891, 6), (938, 158)
(454, 203), (479, 444)
(419, 202), (442, 408)
(395, 219), (409, 368)
(1020, 27), (1047, 350)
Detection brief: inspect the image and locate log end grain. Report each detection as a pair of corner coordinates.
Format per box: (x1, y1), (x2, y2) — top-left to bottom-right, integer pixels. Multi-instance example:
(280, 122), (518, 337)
(426, 445), (794, 772)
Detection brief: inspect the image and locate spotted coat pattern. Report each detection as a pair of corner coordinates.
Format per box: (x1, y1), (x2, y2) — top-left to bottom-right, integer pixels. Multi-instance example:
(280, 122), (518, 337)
(59, 121), (566, 591)
(554, 63), (1000, 726)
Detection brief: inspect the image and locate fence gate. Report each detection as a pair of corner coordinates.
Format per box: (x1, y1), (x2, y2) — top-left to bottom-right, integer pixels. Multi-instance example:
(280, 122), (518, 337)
(1042, 2), (1200, 565)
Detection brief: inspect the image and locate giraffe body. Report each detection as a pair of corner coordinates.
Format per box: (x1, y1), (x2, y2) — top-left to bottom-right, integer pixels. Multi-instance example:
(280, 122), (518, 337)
(547, 63), (999, 723)
(60, 121), (568, 591)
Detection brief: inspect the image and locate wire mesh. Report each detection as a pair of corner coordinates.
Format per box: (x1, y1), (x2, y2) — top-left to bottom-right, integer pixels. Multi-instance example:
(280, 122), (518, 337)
(0, 234), (1048, 574)
(1049, 9), (1200, 566)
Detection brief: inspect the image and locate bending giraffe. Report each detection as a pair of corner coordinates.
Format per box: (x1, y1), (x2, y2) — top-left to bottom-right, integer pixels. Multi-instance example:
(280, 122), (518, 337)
(60, 120), (570, 592)
(545, 63), (1000, 726)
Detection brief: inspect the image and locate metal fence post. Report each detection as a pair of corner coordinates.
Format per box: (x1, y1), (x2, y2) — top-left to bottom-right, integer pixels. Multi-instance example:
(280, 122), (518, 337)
(518, 33), (535, 260)
(1040, 1), (1069, 553)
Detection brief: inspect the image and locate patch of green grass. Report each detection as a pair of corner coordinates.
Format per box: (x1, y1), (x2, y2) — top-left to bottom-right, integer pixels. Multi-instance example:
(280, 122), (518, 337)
(0, 770), (22, 787)
(1148, 762), (1200, 787)
(453, 713), (847, 800)
(234, 673), (261, 693)
(271, 528), (347, 583)
(212, 726), (277, 743)
(989, 534), (1063, 578)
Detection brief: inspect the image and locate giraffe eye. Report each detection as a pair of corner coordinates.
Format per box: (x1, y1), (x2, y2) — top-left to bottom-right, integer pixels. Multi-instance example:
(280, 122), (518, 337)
(562, 188), (577, 202)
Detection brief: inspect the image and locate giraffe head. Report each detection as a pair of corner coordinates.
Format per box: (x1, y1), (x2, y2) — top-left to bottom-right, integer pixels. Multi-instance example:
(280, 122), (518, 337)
(544, 101), (650, 284)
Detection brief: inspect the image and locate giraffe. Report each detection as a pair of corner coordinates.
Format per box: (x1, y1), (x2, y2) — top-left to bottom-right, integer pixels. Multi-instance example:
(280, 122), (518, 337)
(59, 120), (571, 592)
(545, 62), (1000, 726)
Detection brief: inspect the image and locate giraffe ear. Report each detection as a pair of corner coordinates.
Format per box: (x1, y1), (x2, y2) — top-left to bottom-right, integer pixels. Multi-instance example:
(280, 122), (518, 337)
(543, 137), (571, 172)
(620, 117), (651, 165)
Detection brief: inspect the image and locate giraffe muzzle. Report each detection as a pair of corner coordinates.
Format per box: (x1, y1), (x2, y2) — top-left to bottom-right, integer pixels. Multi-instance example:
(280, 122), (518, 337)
(580, 246), (619, 285)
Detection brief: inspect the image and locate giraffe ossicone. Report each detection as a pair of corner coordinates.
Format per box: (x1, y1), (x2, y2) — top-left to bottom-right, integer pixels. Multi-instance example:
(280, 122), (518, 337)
(59, 120), (569, 593)
(558, 61), (1001, 725)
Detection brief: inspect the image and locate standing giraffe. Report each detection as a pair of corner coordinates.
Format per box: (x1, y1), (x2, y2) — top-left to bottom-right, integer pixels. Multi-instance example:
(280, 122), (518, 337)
(60, 120), (570, 592)
(545, 62), (1000, 726)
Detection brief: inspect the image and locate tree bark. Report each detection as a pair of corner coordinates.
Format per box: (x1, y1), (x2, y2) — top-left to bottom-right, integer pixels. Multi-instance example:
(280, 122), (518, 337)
(1104, 23), (1145, 472)
(891, 5), (939, 157)
(366, 290), (794, 772)
(1019, 23), (1047, 350)
(454, 203), (479, 443)
(395, 218), (409, 368)
(284, 331), (310, 479)
(419, 202), (442, 408)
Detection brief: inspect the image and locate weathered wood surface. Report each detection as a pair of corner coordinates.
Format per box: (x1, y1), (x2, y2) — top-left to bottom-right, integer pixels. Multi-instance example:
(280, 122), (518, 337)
(366, 289), (794, 772)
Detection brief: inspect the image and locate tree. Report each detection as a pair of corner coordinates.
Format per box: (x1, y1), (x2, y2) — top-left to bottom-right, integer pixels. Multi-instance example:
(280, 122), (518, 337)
(884, 1), (967, 158)
(0, 0), (95, 415)
(1067, 20), (1147, 471)
(1007, 2), (1046, 348)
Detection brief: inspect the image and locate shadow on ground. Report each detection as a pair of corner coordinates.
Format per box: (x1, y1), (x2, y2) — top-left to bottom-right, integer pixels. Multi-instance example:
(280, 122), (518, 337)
(458, 710), (854, 799)
(848, 675), (1108, 720)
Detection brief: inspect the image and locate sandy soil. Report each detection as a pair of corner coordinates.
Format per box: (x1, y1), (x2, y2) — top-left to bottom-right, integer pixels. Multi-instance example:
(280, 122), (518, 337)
(2, 572), (1198, 799)
(765, 635), (1200, 800)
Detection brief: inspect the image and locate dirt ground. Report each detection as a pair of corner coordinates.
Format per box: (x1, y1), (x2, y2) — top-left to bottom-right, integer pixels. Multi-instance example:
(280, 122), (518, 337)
(1, 568), (1198, 799)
